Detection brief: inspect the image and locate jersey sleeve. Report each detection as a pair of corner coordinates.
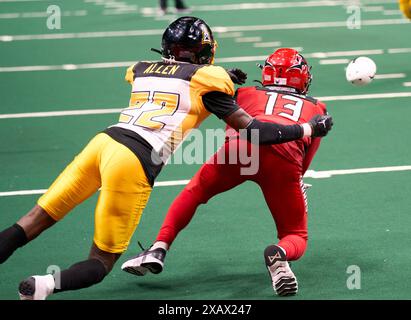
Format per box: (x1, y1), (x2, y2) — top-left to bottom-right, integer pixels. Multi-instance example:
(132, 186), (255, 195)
(202, 91), (239, 119)
(125, 63), (137, 84)
(191, 65), (235, 97)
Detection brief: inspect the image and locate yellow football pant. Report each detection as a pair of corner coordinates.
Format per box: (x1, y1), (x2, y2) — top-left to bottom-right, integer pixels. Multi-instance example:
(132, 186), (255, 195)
(38, 133), (152, 253)
(399, 0), (411, 19)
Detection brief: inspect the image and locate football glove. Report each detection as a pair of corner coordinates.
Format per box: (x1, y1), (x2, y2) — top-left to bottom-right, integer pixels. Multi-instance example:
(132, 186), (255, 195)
(227, 68), (247, 85)
(308, 114), (333, 137)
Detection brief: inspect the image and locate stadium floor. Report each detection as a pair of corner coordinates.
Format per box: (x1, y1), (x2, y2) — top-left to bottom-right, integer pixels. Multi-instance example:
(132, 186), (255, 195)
(1, 0), (411, 300)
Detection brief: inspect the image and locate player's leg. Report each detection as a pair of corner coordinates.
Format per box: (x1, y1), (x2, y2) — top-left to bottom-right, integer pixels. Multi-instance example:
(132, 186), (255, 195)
(256, 149), (308, 296)
(50, 244), (121, 294)
(174, 0), (190, 11)
(0, 135), (104, 266)
(0, 206), (53, 264)
(122, 139), (248, 276)
(18, 134), (150, 300)
(18, 244), (119, 300)
(159, 0), (167, 14)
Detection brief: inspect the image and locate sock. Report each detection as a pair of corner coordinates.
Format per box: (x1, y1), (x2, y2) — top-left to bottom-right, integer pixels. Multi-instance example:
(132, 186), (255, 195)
(278, 235), (307, 261)
(151, 241), (169, 251)
(0, 224), (28, 264)
(53, 259), (107, 293)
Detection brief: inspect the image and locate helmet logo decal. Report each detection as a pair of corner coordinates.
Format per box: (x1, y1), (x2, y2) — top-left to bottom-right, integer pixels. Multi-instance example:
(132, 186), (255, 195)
(202, 30), (212, 44)
(287, 54), (306, 73)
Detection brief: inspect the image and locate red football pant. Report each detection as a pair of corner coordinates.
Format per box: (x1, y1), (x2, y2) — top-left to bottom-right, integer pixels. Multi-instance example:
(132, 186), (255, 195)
(156, 139), (308, 261)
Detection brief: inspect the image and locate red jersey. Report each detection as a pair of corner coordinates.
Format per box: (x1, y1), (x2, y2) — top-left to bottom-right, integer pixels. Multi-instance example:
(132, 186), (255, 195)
(226, 86), (327, 173)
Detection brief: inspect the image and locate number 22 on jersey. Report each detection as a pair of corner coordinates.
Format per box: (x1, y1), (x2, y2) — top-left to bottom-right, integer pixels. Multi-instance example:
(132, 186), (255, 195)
(264, 92), (303, 122)
(119, 91), (180, 130)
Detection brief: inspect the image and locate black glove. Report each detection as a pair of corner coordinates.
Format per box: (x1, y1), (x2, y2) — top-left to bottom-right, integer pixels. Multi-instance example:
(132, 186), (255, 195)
(308, 114), (334, 137)
(226, 68), (247, 85)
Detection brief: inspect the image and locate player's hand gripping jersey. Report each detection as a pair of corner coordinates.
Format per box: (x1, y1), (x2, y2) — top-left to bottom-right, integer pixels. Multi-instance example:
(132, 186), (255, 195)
(104, 61), (237, 185)
(226, 86), (327, 173)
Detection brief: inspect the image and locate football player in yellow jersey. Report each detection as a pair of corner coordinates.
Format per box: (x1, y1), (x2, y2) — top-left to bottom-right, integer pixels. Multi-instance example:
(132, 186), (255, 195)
(399, 0), (411, 19)
(0, 17), (332, 300)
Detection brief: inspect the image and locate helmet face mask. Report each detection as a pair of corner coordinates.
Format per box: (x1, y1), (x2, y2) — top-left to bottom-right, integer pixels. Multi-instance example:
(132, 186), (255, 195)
(262, 48), (312, 95)
(161, 17), (217, 65)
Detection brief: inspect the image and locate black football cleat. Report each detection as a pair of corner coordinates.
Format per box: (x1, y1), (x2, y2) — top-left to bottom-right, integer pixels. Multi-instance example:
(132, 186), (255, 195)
(264, 245), (298, 296)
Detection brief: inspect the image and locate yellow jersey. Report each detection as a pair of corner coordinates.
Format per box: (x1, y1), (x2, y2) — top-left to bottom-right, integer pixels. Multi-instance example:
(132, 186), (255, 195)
(104, 61), (236, 184)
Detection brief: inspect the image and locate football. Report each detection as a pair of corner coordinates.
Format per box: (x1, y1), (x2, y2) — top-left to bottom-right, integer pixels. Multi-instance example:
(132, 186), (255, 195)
(345, 56), (377, 86)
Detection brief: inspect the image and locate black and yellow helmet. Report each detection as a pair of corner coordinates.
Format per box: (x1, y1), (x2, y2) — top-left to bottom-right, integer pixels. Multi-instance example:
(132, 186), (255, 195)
(161, 16), (217, 65)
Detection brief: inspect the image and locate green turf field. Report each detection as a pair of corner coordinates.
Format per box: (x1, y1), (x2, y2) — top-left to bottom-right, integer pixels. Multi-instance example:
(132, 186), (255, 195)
(1, 0), (411, 300)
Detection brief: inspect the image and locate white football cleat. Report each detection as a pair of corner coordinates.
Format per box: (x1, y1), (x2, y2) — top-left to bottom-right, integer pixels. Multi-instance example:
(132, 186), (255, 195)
(121, 247), (166, 276)
(264, 245), (298, 296)
(19, 274), (55, 300)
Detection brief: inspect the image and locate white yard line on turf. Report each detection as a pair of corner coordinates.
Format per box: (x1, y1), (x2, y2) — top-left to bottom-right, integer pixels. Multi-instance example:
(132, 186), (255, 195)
(0, 0), (43, 2)
(0, 48), (398, 73)
(309, 49), (384, 58)
(362, 6), (385, 12)
(0, 108), (122, 119)
(374, 73), (406, 79)
(0, 61), (135, 72)
(235, 37), (263, 43)
(0, 11), (87, 19)
(383, 10), (402, 15)
(388, 48), (411, 54)
(403, 82), (411, 87)
(139, 0), (395, 14)
(1, 92), (411, 120)
(304, 166), (411, 179)
(319, 59), (350, 65)
(217, 32), (244, 38)
(0, 18), (407, 42)
(1, 165), (410, 197)
(253, 41), (282, 48)
(318, 92), (411, 101)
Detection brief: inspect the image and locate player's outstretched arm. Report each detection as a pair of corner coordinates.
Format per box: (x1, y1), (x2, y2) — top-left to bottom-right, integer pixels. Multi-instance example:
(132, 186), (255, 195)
(224, 108), (333, 144)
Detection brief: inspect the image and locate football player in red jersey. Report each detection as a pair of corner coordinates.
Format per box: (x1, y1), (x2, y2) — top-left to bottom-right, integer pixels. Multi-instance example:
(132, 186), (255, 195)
(122, 48), (329, 296)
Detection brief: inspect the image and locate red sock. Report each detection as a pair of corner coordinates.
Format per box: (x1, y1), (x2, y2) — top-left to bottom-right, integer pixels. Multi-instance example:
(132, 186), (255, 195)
(155, 188), (202, 246)
(278, 235), (307, 261)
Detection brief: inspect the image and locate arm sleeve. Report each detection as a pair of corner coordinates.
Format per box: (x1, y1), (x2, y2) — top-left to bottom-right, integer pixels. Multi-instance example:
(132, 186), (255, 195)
(302, 137), (321, 174)
(242, 119), (304, 145)
(202, 91), (239, 119)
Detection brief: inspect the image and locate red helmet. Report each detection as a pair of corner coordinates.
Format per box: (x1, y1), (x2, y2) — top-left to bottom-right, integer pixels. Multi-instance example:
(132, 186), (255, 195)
(262, 48), (312, 94)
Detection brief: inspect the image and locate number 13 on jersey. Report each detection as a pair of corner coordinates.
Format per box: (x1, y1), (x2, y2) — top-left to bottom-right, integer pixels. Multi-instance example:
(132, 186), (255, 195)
(264, 92), (303, 122)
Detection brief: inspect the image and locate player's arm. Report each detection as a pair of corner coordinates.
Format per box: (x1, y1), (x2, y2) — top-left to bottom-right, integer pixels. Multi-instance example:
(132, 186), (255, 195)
(202, 91), (333, 144)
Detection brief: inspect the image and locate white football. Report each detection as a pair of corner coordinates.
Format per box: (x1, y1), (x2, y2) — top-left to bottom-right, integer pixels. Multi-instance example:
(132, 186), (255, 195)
(345, 56), (377, 86)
